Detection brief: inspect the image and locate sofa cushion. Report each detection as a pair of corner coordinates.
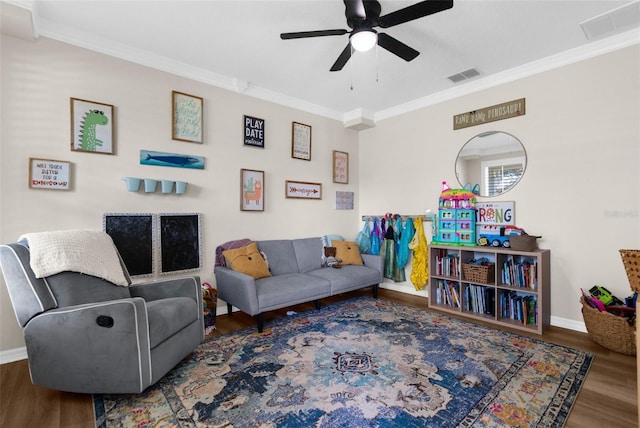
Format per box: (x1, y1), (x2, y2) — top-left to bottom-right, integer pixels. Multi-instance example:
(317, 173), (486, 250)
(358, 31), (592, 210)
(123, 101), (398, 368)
(334, 241), (363, 265)
(292, 237), (323, 273)
(223, 243), (271, 279)
(254, 273), (331, 312)
(146, 297), (198, 348)
(257, 240), (299, 275)
(308, 265), (381, 294)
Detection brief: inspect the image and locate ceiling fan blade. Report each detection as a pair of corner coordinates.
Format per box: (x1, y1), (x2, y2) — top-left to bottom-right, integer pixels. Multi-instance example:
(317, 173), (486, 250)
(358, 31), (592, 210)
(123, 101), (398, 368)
(280, 29), (348, 40)
(377, 0), (453, 28)
(344, 0), (366, 20)
(330, 44), (352, 72)
(377, 33), (419, 62)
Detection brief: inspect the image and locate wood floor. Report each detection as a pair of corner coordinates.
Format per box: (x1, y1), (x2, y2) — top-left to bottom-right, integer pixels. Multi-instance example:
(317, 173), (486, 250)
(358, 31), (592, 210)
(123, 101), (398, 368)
(1, 288), (637, 427)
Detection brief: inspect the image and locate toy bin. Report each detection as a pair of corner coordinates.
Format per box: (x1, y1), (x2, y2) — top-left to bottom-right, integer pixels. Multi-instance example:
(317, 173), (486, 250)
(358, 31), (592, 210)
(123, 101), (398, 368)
(580, 297), (635, 355)
(620, 249), (640, 292)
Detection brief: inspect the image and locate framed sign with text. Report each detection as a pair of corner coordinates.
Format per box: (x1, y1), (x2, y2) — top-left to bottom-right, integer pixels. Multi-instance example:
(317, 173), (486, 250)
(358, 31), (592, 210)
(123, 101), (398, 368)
(285, 180), (321, 199)
(243, 115), (265, 148)
(29, 158), (71, 190)
(291, 122), (312, 160)
(172, 91), (203, 143)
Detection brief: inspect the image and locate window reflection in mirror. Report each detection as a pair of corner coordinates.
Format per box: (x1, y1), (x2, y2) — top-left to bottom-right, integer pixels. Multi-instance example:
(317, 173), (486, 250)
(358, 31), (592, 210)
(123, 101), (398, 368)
(455, 131), (526, 197)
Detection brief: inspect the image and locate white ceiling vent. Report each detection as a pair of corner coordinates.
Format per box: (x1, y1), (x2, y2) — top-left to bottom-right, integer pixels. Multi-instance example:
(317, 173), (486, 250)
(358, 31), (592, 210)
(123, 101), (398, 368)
(447, 68), (481, 83)
(581, 1), (640, 40)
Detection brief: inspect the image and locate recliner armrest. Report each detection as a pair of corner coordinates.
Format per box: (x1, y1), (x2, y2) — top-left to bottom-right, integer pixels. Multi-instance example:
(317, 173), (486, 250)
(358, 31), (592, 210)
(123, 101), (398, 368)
(130, 276), (201, 303)
(24, 298), (152, 393)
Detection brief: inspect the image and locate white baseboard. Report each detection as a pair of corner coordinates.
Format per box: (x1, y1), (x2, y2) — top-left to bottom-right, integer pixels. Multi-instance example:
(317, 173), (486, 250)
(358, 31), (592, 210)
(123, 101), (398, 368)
(0, 346), (27, 364)
(551, 316), (587, 333)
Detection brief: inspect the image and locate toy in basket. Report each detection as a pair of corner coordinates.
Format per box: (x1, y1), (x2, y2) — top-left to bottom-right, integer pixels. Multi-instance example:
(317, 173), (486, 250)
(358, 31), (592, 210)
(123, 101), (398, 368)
(580, 288), (636, 355)
(202, 282), (218, 335)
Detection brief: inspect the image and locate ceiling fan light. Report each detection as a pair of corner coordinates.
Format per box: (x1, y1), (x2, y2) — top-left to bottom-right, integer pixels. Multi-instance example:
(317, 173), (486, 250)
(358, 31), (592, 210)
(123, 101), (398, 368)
(350, 30), (377, 52)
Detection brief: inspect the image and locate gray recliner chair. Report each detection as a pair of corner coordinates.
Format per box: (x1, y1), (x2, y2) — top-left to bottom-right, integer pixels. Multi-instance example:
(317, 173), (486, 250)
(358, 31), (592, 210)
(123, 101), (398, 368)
(0, 240), (204, 394)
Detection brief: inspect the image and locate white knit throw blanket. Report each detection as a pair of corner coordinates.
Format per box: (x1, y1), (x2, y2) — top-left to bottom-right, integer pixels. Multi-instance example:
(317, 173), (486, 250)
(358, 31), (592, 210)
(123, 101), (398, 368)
(19, 229), (129, 286)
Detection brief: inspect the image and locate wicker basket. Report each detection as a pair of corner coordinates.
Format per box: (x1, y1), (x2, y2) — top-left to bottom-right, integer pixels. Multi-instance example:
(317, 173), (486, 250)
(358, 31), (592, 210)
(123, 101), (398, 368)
(581, 297), (636, 355)
(462, 263), (495, 284)
(510, 235), (540, 252)
(620, 249), (640, 292)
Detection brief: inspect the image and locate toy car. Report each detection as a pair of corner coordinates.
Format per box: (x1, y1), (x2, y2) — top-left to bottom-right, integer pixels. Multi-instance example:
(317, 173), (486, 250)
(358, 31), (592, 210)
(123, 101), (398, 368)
(477, 226), (524, 248)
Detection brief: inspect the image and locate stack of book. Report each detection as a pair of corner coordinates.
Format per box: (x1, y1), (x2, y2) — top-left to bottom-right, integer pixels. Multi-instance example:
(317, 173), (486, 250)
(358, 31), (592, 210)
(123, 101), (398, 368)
(500, 291), (537, 325)
(435, 280), (460, 308)
(502, 255), (537, 289)
(464, 285), (495, 316)
(435, 249), (459, 278)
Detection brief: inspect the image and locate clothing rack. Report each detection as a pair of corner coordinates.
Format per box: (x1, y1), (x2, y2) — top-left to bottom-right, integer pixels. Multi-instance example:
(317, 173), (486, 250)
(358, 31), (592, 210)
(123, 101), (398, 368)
(361, 214), (435, 221)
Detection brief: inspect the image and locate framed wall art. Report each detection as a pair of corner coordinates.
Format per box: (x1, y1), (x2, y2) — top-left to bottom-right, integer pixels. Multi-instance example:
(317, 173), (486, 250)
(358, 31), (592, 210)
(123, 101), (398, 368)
(285, 180), (322, 199)
(103, 213), (155, 278)
(241, 169), (264, 211)
(332, 150), (349, 184)
(172, 91), (203, 143)
(158, 213), (202, 275)
(291, 121), (312, 160)
(29, 157), (71, 190)
(140, 149), (205, 170)
(336, 191), (354, 210)
(244, 115), (265, 148)
(70, 97), (114, 154)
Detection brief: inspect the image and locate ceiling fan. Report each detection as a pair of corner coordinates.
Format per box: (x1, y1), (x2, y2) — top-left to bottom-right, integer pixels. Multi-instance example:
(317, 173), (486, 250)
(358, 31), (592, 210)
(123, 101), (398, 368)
(280, 0), (454, 72)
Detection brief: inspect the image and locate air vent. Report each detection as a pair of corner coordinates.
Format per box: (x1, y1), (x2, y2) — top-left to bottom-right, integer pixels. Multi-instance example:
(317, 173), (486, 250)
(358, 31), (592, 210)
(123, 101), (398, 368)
(581, 1), (640, 40)
(447, 68), (481, 83)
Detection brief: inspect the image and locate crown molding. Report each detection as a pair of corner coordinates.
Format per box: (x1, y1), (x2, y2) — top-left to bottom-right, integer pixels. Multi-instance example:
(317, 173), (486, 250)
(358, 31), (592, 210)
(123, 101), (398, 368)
(376, 29), (640, 122)
(28, 9), (640, 126)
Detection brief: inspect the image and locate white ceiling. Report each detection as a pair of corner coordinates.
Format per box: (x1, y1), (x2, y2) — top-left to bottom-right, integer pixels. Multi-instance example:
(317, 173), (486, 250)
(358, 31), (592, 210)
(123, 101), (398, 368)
(3, 0), (640, 125)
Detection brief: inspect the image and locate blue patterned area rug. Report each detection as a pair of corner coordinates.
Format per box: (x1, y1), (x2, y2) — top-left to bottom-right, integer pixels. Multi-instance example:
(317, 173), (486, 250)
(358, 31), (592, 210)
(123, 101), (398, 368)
(94, 296), (593, 427)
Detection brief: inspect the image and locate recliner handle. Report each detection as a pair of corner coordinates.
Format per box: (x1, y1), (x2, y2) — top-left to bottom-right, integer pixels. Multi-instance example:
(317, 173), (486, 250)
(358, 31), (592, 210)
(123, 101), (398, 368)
(96, 315), (114, 328)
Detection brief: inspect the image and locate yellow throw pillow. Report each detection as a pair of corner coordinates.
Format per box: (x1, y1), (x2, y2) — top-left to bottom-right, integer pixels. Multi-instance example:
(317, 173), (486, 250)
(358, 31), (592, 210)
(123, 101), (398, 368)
(223, 242), (271, 279)
(334, 241), (363, 266)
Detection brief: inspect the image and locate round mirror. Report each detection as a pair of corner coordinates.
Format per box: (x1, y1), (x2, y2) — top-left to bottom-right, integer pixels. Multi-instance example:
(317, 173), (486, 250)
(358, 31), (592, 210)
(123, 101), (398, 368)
(455, 131), (526, 197)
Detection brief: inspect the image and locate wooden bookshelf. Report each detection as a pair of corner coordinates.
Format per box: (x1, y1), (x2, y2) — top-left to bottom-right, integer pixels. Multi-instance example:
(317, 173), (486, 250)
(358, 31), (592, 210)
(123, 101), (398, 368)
(428, 244), (550, 334)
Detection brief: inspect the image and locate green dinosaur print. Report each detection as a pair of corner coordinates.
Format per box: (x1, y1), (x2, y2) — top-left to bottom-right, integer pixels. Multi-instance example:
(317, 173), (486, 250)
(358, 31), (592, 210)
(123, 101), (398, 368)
(79, 109), (108, 151)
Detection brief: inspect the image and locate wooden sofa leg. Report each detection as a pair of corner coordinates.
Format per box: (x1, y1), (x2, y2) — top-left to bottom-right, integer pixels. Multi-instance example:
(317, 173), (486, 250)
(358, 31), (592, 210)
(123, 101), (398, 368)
(373, 284), (379, 299)
(257, 313), (264, 333)
(227, 303), (233, 315)
(315, 299), (321, 310)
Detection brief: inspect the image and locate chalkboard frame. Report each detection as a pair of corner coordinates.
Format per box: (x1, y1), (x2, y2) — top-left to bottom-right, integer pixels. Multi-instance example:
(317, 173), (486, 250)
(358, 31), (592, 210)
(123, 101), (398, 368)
(103, 213), (155, 278)
(158, 213), (202, 275)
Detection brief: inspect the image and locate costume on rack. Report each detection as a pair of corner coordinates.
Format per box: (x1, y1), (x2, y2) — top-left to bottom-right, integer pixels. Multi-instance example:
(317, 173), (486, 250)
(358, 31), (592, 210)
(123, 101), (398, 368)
(409, 217), (429, 291)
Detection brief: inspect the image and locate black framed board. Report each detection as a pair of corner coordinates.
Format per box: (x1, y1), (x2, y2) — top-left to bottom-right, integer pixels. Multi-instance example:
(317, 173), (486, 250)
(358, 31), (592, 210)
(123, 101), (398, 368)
(159, 213), (202, 275)
(103, 213), (155, 278)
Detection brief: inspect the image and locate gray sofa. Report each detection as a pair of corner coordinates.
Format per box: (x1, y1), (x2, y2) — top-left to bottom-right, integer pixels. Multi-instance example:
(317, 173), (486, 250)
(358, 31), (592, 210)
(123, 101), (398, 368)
(214, 237), (383, 332)
(0, 241), (204, 394)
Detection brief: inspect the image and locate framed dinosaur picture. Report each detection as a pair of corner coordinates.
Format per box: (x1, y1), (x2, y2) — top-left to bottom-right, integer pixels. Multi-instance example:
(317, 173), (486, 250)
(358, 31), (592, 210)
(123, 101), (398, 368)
(70, 97), (115, 154)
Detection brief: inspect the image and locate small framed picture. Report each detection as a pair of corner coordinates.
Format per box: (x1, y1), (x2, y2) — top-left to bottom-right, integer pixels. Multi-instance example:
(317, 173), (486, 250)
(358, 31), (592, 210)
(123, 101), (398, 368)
(172, 91), (203, 143)
(244, 115), (265, 148)
(29, 158), (71, 190)
(332, 150), (349, 184)
(241, 169), (265, 211)
(291, 122), (312, 160)
(70, 98), (114, 154)
(285, 180), (322, 200)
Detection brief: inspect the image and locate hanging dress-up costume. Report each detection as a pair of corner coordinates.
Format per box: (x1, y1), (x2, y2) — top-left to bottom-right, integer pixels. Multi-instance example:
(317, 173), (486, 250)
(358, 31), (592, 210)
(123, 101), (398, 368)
(409, 217), (429, 291)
